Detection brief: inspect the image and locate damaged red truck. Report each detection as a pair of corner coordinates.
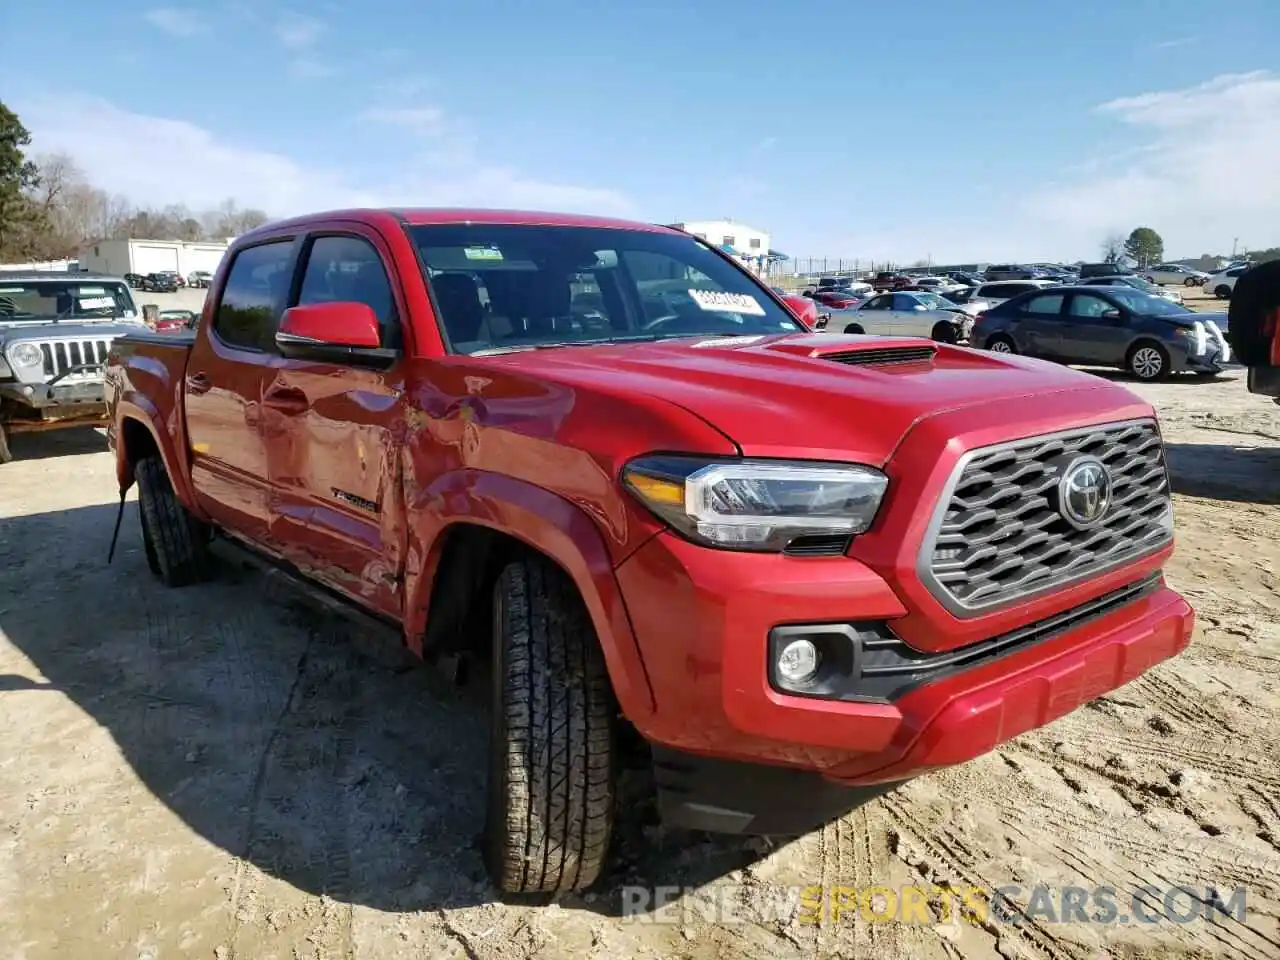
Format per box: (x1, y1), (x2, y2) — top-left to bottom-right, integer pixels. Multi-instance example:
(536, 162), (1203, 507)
(104, 208), (1195, 895)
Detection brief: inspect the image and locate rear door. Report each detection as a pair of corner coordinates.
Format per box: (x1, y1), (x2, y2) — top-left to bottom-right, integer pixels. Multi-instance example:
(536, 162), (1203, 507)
(261, 225), (409, 619)
(853, 293), (898, 335)
(1059, 292), (1131, 363)
(1011, 292), (1067, 356)
(184, 236), (301, 542)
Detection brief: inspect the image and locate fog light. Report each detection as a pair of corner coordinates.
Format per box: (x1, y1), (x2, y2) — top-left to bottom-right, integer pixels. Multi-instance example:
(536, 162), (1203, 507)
(777, 639), (819, 684)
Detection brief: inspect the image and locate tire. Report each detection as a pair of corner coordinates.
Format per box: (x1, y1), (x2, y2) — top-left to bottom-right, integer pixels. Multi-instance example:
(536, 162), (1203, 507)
(485, 555), (615, 894)
(1127, 341), (1170, 381)
(0, 425), (12, 464)
(986, 334), (1017, 353)
(931, 321), (960, 344)
(136, 455), (210, 587)
(843, 322), (864, 334)
(1214, 285), (1232, 299)
(1184, 277), (1198, 287)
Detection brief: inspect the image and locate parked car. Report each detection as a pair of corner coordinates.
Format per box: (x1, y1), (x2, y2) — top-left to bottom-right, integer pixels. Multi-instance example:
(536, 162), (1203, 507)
(972, 285), (1230, 381)
(970, 279), (1057, 307)
(983, 264), (1037, 281)
(1084, 274), (1185, 305)
(140, 272), (179, 293)
(905, 276), (962, 293)
(123, 272), (145, 289)
(155, 309), (198, 332)
(187, 270), (213, 289)
(1205, 265), (1251, 299)
(104, 207), (1194, 894)
(0, 272), (145, 461)
(870, 271), (913, 291)
(157, 270), (185, 288)
(1078, 262), (1135, 279)
(809, 289), (865, 310)
(1227, 258), (1280, 404)
(843, 290), (971, 342)
(1144, 263), (1210, 287)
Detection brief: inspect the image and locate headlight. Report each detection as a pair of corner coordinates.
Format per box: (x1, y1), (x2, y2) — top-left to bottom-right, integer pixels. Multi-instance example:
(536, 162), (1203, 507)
(621, 455), (888, 552)
(7, 342), (43, 368)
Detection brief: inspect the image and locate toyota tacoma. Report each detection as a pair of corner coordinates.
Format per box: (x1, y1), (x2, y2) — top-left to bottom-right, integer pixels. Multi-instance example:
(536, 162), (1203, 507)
(104, 208), (1195, 894)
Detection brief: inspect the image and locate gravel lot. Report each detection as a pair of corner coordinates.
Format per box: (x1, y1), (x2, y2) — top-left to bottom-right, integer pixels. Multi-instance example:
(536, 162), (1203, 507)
(1, 347), (1277, 958)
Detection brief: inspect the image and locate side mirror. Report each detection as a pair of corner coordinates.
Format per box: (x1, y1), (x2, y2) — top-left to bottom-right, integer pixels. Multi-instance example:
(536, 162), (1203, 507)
(913, 303), (927, 311)
(1101, 308), (1122, 320)
(276, 302), (397, 368)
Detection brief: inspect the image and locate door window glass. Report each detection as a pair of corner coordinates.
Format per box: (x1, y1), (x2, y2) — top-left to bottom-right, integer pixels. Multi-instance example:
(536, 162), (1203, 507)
(213, 241), (294, 351)
(1024, 294), (1064, 315)
(297, 235), (401, 347)
(1068, 294), (1116, 319)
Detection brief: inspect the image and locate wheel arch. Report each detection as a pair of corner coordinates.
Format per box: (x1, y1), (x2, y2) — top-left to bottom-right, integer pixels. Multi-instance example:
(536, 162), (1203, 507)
(404, 469), (657, 725)
(113, 400), (200, 512)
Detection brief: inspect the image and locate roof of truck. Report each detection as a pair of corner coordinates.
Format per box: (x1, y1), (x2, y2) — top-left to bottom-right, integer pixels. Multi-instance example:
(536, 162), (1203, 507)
(247, 208), (674, 237)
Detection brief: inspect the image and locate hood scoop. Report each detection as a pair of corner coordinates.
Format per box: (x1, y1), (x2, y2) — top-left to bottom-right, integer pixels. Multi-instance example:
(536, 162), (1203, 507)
(814, 343), (938, 367)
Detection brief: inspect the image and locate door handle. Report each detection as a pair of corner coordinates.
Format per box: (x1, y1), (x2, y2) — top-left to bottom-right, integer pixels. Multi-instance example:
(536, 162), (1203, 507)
(262, 386), (309, 415)
(186, 372), (211, 394)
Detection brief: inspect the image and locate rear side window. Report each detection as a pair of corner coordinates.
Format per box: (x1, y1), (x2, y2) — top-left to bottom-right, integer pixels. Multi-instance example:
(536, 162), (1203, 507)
(214, 241), (294, 351)
(296, 235), (401, 348)
(1024, 294), (1064, 315)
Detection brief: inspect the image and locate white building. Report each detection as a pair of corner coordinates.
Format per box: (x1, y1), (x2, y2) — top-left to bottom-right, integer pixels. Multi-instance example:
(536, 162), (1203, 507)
(77, 238), (231, 278)
(666, 219), (771, 274)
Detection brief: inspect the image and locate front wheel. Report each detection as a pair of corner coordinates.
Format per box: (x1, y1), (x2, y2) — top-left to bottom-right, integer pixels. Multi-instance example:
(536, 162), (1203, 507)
(1215, 285), (1232, 299)
(136, 456), (210, 586)
(485, 554), (615, 894)
(1184, 277), (1198, 287)
(931, 321), (960, 344)
(1127, 341), (1170, 381)
(986, 334), (1017, 353)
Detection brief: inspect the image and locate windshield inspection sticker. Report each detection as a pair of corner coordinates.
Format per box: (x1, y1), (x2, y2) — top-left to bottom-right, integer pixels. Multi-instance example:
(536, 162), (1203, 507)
(688, 289), (766, 316)
(78, 296), (115, 310)
(464, 246), (504, 261)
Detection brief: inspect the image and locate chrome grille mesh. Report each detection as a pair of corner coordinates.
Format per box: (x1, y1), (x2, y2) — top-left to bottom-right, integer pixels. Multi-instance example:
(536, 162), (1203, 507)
(919, 419), (1172, 615)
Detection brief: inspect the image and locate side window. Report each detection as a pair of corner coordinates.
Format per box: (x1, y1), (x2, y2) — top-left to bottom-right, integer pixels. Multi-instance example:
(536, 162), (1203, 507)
(891, 293), (916, 310)
(1024, 294), (1064, 315)
(296, 235), (401, 348)
(1068, 294), (1115, 319)
(864, 295), (890, 310)
(214, 241), (295, 351)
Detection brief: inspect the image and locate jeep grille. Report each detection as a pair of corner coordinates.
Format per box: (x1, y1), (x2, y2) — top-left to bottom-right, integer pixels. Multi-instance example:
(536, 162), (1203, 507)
(919, 419), (1173, 616)
(37, 338), (114, 380)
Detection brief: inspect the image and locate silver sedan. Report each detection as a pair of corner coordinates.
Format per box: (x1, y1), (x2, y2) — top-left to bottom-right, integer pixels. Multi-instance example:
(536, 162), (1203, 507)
(837, 291), (973, 343)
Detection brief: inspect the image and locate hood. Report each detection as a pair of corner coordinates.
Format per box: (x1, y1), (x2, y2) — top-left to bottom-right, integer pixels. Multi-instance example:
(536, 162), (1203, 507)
(0, 319), (147, 341)
(485, 332), (1128, 464)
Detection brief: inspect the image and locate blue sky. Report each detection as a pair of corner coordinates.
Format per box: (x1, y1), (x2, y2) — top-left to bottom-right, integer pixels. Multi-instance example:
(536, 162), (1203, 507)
(3, 0), (1279, 263)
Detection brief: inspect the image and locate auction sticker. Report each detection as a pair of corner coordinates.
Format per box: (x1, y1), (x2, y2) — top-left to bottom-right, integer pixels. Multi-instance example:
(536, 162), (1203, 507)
(464, 246), (504, 261)
(688, 289), (766, 316)
(78, 297), (115, 310)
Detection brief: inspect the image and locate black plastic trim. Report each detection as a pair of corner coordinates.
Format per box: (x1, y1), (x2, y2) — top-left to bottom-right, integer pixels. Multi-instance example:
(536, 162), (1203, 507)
(767, 573), (1163, 703)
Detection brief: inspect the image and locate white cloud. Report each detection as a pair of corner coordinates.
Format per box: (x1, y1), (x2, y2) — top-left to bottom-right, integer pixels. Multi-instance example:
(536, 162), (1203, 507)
(274, 12), (324, 50)
(358, 106), (446, 136)
(13, 95), (633, 219)
(1020, 71), (1280, 258)
(1153, 36), (1196, 49)
(143, 8), (205, 37)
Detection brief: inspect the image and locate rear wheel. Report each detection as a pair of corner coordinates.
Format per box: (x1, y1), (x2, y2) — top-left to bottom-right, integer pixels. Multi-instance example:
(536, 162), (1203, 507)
(484, 554), (615, 894)
(986, 334), (1016, 353)
(136, 455), (210, 587)
(0, 425), (11, 464)
(1214, 284), (1232, 299)
(843, 322), (865, 335)
(1127, 341), (1170, 381)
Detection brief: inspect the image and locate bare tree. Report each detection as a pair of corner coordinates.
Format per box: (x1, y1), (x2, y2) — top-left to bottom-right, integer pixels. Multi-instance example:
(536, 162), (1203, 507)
(1100, 232), (1126, 263)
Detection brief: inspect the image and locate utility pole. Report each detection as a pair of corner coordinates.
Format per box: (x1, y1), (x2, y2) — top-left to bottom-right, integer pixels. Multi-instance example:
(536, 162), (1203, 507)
(1232, 237), (1239, 257)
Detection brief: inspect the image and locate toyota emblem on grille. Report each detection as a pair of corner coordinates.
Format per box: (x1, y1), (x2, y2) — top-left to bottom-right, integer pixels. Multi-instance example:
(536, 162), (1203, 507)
(1058, 457), (1112, 529)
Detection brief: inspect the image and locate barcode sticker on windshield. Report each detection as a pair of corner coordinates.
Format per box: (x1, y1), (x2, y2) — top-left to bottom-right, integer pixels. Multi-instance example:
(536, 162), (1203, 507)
(688, 289), (766, 316)
(464, 246), (503, 261)
(78, 297), (115, 310)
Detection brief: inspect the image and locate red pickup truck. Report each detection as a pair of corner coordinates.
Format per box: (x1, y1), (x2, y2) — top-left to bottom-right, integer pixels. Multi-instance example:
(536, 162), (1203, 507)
(104, 207), (1194, 895)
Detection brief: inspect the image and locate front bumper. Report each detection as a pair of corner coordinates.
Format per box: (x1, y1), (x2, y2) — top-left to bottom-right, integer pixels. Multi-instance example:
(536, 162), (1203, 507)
(617, 531), (1193, 834)
(1, 379), (108, 420)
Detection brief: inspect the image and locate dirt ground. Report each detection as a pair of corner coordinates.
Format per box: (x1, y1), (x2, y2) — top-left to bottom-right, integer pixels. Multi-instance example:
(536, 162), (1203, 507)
(0, 366), (1277, 960)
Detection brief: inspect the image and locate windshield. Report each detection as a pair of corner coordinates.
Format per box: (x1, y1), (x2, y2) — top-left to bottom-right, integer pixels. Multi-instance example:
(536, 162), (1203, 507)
(407, 224), (803, 354)
(0, 280), (138, 322)
(1119, 276), (1162, 293)
(1106, 288), (1192, 316)
(913, 292), (950, 309)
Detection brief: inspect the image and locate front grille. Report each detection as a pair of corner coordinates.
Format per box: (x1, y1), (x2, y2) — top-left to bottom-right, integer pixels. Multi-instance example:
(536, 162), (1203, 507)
(37, 339), (113, 379)
(919, 418), (1172, 616)
(821, 345), (937, 366)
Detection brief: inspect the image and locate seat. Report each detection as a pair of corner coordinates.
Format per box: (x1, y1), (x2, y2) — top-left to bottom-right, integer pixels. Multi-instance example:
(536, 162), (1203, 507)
(432, 273), (488, 343)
